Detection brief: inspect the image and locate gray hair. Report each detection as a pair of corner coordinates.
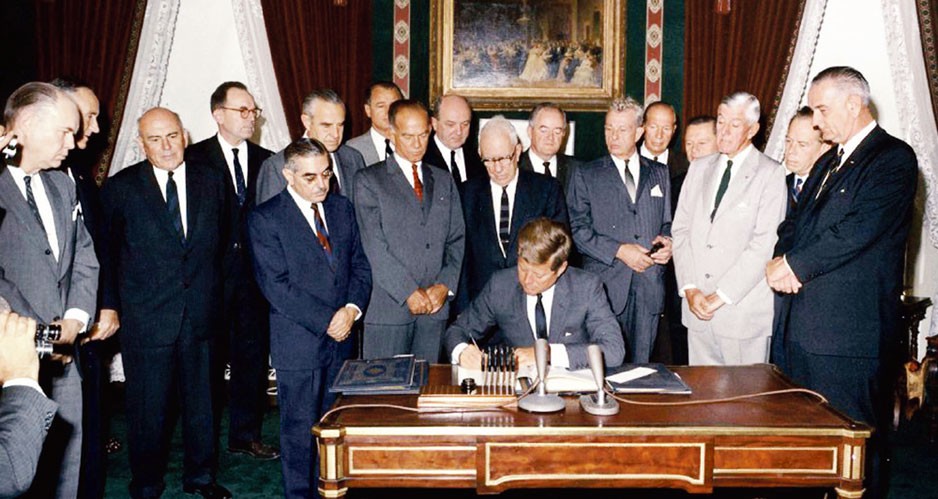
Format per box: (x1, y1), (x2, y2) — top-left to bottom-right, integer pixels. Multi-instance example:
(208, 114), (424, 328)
(528, 102), (567, 128)
(720, 91), (761, 125)
(479, 115), (519, 147)
(608, 96), (644, 127)
(3, 82), (65, 129)
(302, 88), (344, 116)
(811, 66), (871, 106)
(284, 137), (330, 172)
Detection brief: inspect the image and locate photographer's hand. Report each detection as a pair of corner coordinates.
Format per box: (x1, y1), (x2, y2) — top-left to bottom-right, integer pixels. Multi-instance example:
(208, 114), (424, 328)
(0, 311), (40, 384)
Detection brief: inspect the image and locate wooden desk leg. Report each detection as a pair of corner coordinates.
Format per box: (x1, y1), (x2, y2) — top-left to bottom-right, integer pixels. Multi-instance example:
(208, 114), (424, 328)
(834, 487), (865, 498)
(835, 439), (866, 498)
(316, 427), (348, 498)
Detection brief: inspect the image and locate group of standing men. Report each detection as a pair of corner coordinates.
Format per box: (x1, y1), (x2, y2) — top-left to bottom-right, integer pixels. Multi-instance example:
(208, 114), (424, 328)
(0, 64), (916, 499)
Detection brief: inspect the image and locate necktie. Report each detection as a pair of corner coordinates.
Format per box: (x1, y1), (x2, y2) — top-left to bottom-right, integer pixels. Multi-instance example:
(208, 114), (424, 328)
(653, 156), (659, 162)
(792, 177), (804, 202)
(542, 161), (552, 178)
(23, 176), (46, 230)
(499, 186), (510, 254)
(384, 138), (393, 161)
(535, 293), (548, 340)
(312, 203), (335, 268)
(412, 163), (423, 202)
(166, 171), (184, 241)
(450, 149), (462, 183)
(623, 159), (636, 203)
(232, 148), (246, 206)
(711, 159), (733, 222)
(816, 147), (845, 199)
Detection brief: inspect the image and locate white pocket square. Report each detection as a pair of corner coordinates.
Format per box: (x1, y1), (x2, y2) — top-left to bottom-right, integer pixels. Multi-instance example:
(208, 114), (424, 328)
(650, 184), (663, 197)
(71, 204), (81, 221)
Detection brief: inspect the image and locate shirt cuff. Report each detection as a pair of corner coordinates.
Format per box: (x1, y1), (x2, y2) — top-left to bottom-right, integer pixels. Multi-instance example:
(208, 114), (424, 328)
(63, 308), (90, 331)
(679, 284), (697, 298)
(451, 343), (469, 365)
(715, 289), (733, 305)
(345, 304), (362, 321)
(782, 255), (796, 279)
(549, 344), (570, 368)
(3, 378), (45, 396)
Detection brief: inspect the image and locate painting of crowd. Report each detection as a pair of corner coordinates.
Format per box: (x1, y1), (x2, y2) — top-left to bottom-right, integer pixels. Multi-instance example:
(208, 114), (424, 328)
(452, 1), (604, 89)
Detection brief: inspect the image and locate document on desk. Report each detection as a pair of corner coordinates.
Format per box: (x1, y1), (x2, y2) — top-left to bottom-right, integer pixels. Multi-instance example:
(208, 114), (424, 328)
(606, 363), (692, 394)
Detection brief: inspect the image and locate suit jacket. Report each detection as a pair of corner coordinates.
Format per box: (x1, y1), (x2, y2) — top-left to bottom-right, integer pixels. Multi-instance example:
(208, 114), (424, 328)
(0, 166), (99, 326)
(353, 155), (465, 324)
(186, 136), (273, 309)
(0, 386), (58, 498)
(567, 155), (672, 315)
(671, 149), (786, 339)
(775, 126), (917, 358)
(255, 144), (366, 206)
(346, 131), (382, 167)
(423, 134), (485, 183)
(459, 169), (568, 310)
(444, 267), (625, 369)
(99, 159), (231, 349)
(518, 149), (582, 192)
(667, 150), (690, 179)
(248, 190), (371, 370)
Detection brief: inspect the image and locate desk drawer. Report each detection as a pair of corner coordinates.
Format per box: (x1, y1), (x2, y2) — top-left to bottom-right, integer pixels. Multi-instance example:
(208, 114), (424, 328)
(347, 445), (476, 476)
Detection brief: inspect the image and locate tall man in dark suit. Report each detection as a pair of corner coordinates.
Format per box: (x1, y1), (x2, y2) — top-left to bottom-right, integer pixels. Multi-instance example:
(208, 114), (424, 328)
(459, 116), (567, 313)
(767, 67), (918, 498)
(0, 82), (99, 499)
(256, 89), (367, 206)
(424, 94), (485, 184)
(100, 108), (232, 499)
(346, 81), (403, 167)
(568, 97), (672, 363)
(518, 102), (581, 191)
(249, 138), (371, 499)
(0, 310), (59, 498)
(354, 99), (465, 362)
(186, 81), (278, 461)
(446, 218), (624, 370)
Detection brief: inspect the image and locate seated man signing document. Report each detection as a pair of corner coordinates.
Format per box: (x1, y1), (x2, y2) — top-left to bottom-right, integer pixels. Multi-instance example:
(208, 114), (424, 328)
(445, 218), (625, 370)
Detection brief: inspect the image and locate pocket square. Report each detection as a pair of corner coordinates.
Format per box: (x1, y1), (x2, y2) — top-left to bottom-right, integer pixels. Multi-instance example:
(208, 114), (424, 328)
(71, 204), (81, 221)
(650, 184), (663, 197)
(563, 331), (574, 337)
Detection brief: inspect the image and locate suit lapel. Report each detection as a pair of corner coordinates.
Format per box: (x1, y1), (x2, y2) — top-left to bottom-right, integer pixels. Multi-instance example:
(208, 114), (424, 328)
(385, 157), (422, 213)
(634, 157), (652, 203)
(420, 163), (435, 219)
(42, 174), (70, 270)
(509, 175), (530, 249)
(701, 155), (722, 218)
(601, 156), (632, 206)
(293, 194), (336, 273)
(476, 183), (500, 257)
(140, 164), (185, 245)
(0, 169), (56, 271)
(185, 167), (202, 246)
(548, 273), (569, 340)
(712, 151), (758, 223)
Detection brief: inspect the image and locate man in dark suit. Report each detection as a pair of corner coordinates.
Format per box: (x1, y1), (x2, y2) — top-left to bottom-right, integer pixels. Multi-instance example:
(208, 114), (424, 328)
(346, 81), (403, 167)
(186, 81), (278, 461)
(518, 102), (581, 191)
(248, 137), (371, 499)
(767, 66), (917, 498)
(459, 116), (567, 314)
(0, 310), (59, 498)
(354, 99), (465, 362)
(256, 89), (367, 206)
(446, 218), (624, 370)
(568, 96), (672, 363)
(424, 94), (485, 184)
(0, 82), (99, 498)
(100, 107), (231, 499)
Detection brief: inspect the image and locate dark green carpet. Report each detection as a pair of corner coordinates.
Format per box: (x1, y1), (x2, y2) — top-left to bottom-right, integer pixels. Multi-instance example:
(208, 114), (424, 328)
(103, 406), (938, 498)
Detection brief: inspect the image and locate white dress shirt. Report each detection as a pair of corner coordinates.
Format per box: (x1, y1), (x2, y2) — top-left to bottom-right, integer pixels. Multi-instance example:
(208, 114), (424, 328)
(490, 171), (519, 256)
(151, 163), (188, 236)
(370, 127), (392, 162)
(839, 120), (877, 168)
(611, 151), (641, 201)
(394, 153), (424, 188)
(433, 135), (467, 181)
(216, 133), (248, 192)
(526, 150), (556, 177)
(640, 144), (669, 165)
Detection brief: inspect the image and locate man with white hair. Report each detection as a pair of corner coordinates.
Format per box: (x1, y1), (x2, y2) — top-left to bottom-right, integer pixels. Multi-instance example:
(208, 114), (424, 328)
(671, 91), (786, 365)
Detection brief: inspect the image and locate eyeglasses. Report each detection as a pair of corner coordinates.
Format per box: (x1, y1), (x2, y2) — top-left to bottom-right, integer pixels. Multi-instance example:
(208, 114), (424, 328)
(482, 155), (513, 167)
(221, 107), (263, 119)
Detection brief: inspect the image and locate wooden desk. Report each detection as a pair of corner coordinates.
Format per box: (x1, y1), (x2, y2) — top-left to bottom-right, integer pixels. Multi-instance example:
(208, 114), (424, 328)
(315, 364), (871, 498)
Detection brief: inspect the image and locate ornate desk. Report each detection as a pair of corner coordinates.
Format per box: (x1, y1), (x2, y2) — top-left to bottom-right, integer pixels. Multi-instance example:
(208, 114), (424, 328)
(315, 364), (871, 498)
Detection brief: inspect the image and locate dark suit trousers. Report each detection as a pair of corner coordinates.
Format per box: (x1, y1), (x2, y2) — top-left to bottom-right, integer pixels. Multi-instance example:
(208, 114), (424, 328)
(364, 317), (447, 362)
(276, 361), (342, 499)
(123, 318), (215, 499)
(77, 339), (117, 499)
(616, 284), (660, 363)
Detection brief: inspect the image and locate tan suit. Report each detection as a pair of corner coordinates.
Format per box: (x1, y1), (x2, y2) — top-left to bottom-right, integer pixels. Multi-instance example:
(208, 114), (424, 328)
(671, 148), (786, 365)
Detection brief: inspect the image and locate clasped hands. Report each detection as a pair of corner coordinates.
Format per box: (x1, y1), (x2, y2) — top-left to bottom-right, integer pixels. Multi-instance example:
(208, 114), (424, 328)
(765, 256), (803, 294)
(684, 288), (725, 321)
(327, 305), (358, 342)
(616, 235), (672, 273)
(406, 284), (449, 316)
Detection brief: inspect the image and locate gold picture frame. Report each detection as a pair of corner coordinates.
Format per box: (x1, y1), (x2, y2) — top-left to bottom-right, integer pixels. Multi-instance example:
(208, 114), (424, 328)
(430, 0), (626, 112)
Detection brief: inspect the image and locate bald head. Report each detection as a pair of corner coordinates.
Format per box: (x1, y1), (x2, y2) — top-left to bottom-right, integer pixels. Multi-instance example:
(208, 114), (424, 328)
(137, 107), (187, 171)
(432, 94), (472, 150)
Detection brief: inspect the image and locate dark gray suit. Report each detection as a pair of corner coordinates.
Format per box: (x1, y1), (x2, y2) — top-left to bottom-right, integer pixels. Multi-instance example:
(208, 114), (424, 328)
(346, 131), (383, 167)
(0, 385), (59, 498)
(0, 165), (98, 498)
(567, 155), (671, 363)
(445, 267), (624, 369)
(354, 155), (465, 361)
(255, 144), (367, 205)
(518, 149), (581, 191)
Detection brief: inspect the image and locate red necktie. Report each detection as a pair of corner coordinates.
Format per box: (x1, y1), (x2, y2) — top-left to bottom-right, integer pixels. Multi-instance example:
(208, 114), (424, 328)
(412, 163), (424, 202)
(311, 203), (332, 255)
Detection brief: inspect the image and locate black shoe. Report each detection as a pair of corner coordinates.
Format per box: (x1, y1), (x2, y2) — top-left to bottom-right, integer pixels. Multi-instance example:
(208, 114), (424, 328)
(183, 482), (232, 499)
(228, 440), (281, 460)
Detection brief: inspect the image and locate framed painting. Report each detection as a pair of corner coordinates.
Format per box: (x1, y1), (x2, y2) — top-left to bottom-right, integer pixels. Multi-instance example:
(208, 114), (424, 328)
(430, 0), (626, 111)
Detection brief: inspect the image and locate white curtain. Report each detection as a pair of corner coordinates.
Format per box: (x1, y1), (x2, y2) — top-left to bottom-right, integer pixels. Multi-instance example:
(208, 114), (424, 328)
(109, 0), (182, 176)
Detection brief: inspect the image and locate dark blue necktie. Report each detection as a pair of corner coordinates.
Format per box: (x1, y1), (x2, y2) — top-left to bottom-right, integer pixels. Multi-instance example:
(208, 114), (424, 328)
(166, 171), (184, 242)
(232, 148), (246, 206)
(792, 177), (804, 202)
(535, 293), (547, 340)
(23, 176), (46, 231)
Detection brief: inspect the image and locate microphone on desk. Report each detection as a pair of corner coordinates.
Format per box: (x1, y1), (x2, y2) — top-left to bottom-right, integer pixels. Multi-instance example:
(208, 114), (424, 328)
(579, 344), (620, 416)
(518, 338), (565, 413)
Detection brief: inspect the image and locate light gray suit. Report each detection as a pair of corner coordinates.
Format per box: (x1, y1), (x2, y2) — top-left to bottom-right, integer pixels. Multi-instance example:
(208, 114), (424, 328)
(445, 267), (625, 369)
(0, 385), (58, 498)
(346, 130), (383, 167)
(671, 148), (786, 365)
(354, 155), (465, 361)
(0, 165), (98, 498)
(255, 144), (367, 205)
